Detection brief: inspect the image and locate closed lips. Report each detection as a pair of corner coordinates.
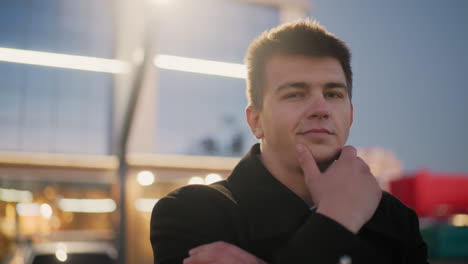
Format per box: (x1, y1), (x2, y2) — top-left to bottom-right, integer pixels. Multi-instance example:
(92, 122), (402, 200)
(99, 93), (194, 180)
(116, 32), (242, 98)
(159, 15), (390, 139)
(299, 128), (333, 135)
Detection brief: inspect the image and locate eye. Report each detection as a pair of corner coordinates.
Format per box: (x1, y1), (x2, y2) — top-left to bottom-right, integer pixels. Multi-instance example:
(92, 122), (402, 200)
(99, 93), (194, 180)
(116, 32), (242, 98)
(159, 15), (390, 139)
(324, 91), (344, 99)
(284, 92), (303, 99)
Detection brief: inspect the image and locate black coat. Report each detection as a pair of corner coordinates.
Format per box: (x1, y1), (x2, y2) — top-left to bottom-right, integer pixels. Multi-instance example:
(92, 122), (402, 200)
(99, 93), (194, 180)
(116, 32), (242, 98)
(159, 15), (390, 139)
(150, 144), (428, 264)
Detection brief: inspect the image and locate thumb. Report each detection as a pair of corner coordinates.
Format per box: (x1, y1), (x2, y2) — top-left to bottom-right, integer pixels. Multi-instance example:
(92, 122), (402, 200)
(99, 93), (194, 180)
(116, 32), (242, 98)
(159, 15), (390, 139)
(296, 144), (320, 180)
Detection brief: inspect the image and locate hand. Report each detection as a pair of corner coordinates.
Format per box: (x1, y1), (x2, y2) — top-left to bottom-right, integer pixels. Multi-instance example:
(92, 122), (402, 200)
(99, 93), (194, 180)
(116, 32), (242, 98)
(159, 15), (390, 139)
(296, 144), (382, 234)
(183, 241), (267, 264)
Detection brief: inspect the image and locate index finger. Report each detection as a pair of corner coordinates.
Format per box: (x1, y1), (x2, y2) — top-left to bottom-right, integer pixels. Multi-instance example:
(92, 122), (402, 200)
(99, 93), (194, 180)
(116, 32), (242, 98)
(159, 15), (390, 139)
(295, 144), (321, 178)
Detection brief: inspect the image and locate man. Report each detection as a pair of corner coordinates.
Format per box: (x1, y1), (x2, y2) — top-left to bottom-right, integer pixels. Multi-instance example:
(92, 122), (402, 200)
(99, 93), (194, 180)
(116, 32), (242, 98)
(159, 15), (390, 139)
(151, 20), (428, 264)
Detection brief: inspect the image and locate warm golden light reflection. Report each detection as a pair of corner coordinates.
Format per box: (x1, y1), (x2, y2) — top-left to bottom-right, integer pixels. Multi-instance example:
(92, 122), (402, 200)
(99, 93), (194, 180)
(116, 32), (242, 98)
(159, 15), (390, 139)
(0, 47), (129, 73)
(154, 54), (246, 79)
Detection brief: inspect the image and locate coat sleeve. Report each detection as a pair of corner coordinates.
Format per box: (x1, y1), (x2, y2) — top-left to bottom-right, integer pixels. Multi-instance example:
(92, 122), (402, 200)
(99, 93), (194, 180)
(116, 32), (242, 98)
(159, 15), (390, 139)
(150, 185), (238, 264)
(272, 212), (379, 264)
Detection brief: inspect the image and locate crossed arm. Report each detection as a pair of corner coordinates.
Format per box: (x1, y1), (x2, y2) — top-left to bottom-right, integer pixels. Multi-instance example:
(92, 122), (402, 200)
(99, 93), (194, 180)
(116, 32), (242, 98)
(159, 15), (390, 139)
(183, 242), (266, 264)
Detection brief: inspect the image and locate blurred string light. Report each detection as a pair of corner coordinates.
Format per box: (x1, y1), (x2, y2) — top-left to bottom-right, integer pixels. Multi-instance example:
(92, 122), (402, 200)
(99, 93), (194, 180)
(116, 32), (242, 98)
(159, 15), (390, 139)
(135, 198), (159, 212)
(0, 187), (33, 203)
(58, 198), (116, 213)
(0, 47), (129, 74)
(137, 170), (155, 186)
(154, 55), (246, 79)
(187, 173), (223, 185)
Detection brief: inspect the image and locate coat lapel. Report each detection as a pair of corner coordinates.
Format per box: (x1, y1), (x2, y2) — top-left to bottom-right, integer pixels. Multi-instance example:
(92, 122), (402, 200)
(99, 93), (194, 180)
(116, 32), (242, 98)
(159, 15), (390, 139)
(227, 144), (311, 241)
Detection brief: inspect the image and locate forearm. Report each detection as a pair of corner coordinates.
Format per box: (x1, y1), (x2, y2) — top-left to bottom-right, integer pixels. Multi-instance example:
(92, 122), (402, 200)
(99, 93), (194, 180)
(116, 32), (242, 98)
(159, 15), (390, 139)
(272, 213), (378, 264)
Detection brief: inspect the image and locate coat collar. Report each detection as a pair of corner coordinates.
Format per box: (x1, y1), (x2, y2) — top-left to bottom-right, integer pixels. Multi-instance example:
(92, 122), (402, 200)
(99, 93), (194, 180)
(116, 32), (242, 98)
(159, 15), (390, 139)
(227, 144), (311, 240)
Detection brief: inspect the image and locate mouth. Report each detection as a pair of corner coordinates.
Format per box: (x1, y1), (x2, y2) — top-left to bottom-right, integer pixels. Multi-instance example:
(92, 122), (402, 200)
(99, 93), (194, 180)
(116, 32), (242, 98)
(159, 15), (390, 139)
(298, 128), (333, 135)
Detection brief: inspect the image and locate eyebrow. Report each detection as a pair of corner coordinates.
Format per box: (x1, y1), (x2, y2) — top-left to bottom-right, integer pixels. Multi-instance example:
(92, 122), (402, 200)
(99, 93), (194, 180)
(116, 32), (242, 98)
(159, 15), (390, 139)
(276, 81), (348, 93)
(276, 81), (309, 93)
(324, 82), (348, 90)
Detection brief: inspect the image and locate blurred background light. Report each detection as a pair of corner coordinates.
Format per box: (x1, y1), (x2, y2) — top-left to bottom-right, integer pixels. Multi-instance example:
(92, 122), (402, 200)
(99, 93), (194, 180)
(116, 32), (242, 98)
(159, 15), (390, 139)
(137, 170), (156, 186)
(204, 173), (222, 184)
(55, 243), (68, 262)
(55, 249), (67, 262)
(451, 214), (468, 227)
(187, 176), (205, 185)
(58, 198), (117, 213)
(135, 198), (159, 212)
(0, 47), (129, 74)
(16, 203), (40, 216)
(149, 0), (172, 5)
(154, 54), (246, 79)
(40, 203), (53, 219)
(0, 188), (33, 203)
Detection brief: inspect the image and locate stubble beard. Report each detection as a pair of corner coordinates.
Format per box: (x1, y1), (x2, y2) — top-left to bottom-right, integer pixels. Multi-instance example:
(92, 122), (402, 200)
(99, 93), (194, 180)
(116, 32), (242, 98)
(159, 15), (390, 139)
(316, 149), (341, 173)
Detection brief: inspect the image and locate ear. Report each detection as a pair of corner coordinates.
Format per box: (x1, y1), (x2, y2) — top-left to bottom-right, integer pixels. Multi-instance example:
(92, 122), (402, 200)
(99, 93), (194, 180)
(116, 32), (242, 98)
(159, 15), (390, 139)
(246, 106), (264, 139)
(350, 103), (354, 126)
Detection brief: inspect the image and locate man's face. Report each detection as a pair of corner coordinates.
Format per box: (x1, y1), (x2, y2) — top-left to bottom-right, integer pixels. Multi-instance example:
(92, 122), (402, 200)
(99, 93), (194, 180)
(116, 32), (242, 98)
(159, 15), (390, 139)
(247, 54), (353, 167)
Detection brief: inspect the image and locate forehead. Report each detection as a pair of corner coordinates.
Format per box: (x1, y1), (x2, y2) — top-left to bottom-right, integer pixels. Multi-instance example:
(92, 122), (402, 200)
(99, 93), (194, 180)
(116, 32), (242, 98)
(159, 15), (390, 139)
(263, 54), (346, 89)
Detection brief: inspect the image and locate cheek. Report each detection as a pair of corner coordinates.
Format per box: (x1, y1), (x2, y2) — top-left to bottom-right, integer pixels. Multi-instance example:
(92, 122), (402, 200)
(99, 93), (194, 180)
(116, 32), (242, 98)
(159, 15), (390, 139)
(336, 111), (352, 139)
(276, 107), (303, 130)
(264, 107), (300, 137)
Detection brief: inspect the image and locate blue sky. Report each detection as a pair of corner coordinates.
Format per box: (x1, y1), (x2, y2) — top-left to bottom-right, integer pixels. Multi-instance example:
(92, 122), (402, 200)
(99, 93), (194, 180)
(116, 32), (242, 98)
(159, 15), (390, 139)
(309, 0), (468, 172)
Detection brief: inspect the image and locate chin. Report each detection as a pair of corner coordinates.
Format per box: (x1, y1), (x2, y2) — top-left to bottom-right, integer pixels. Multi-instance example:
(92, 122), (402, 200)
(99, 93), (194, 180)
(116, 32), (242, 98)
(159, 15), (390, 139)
(310, 148), (341, 163)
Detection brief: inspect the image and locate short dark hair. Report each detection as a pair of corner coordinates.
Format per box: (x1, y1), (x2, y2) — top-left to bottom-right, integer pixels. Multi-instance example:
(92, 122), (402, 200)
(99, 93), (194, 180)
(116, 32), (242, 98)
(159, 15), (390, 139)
(245, 19), (352, 109)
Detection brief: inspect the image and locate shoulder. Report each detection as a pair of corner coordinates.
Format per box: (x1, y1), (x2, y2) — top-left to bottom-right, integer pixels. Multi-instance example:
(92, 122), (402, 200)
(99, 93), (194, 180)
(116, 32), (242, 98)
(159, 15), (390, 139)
(379, 192), (428, 259)
(156, 181), (236, 209)
(380, 191), (417, 218)
(150, 182), (242, 246)
(378, 191), (421, 238)
(151, 181), (238, 225)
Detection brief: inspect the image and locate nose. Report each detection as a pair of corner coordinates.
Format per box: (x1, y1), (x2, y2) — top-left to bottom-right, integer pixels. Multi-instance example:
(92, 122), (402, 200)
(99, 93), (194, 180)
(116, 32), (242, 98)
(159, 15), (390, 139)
(306, 95), (330, 120)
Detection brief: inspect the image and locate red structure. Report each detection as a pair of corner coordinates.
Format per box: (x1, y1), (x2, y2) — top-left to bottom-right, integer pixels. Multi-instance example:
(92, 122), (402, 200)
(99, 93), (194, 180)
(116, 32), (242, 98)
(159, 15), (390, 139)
(390, 169), (468, 218)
